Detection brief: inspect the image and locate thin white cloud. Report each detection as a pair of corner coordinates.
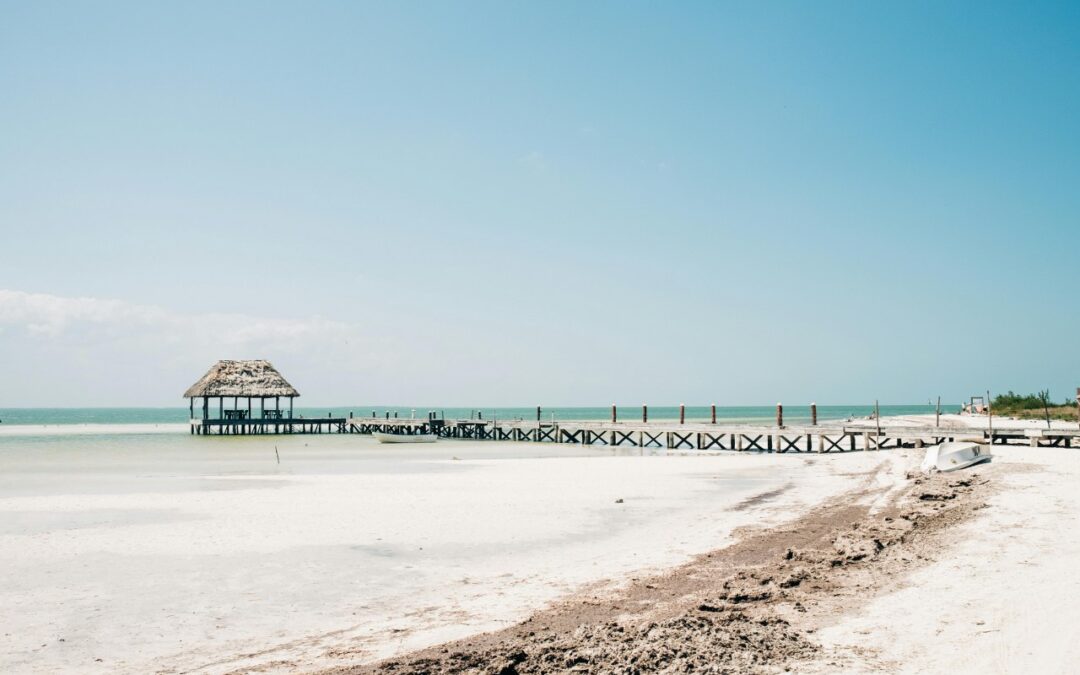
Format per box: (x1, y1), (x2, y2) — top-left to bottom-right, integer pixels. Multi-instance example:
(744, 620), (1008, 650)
(0, 290), (350, 349)
(0, 290), (170, 337)
(0, 290), (388, 406)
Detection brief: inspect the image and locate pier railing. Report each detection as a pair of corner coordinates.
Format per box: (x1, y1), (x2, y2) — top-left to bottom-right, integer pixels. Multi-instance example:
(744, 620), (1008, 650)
(347, 416), (1079, 451)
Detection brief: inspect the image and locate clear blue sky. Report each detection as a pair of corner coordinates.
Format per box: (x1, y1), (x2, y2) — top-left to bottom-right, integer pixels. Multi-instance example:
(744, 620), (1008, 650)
(1, 1), (1078, 407)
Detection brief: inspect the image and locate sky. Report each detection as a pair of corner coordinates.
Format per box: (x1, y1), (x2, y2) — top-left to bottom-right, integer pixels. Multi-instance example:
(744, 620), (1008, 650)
(1, 1), (1078, 407)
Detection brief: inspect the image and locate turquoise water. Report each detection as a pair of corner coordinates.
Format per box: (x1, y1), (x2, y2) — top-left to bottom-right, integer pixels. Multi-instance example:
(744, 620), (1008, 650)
(0, 404), (956, 427)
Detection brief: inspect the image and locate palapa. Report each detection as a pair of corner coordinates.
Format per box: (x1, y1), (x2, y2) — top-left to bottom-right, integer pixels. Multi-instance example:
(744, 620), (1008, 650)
(183, 360), (299, 398)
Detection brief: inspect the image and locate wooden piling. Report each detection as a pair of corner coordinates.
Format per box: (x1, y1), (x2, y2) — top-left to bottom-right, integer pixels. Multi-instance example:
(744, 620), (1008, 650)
(611, 404), (617, 423)
(711, 404), (716, 424)
(643, 404), (648, 423)
(810, 402), (817, 426)
(537, 406), (542, 422)
(936, 396), (941, 427)
(680, 404), (685, 425)
(776, 403), (783, 428)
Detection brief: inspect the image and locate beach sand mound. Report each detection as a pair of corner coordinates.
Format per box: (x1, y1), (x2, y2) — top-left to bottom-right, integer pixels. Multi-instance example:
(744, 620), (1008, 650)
(319, 463), (991, 675)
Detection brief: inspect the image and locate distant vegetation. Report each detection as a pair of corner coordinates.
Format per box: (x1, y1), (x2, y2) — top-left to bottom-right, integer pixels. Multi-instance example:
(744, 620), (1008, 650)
(992, 390), (1079, 421)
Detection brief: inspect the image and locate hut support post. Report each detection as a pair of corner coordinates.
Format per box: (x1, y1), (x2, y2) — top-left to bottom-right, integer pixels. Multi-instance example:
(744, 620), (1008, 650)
(811, 402), (817, 426)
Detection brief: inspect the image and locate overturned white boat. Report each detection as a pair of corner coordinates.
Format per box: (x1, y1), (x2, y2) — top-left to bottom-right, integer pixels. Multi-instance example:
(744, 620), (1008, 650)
(372, 431), (437, 444)
(921, 441), (992, 473)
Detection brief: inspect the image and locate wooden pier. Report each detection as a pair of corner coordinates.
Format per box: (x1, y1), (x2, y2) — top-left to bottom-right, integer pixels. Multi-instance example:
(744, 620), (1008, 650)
(348, 416), (1079, 451)
(191, 417), (347, 435)
(184, 360), (350, 436)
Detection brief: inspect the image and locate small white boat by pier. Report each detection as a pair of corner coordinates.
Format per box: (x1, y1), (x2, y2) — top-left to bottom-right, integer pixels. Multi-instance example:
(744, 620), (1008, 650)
(373, 431), (437, 444)
(921, 441), (992, 473)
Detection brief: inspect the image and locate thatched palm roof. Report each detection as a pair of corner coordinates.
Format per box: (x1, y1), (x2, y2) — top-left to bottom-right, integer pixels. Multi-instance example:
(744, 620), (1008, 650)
(183, 360), (300, 398)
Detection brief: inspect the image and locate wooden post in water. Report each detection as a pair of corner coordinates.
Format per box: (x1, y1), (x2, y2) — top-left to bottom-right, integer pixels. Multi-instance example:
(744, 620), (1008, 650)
(811, 402), (817, 426)
(611, 404), (617, 424)
(776, 403), (783, 428)
(643, 404), (648, 423)
(987, 390), (993, 440)
(536, 406), (541, 422)
(711, 404), (716, 424)
(875, 400), (880, 437)
(1042, 390), (1052, 430)
(679, 404), (685, 425)
(936, 396), (941, 427)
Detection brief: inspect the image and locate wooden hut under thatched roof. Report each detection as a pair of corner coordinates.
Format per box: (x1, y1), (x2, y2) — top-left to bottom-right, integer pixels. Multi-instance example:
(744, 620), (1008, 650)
(184, 359), (340, 435)
(185, 359), (298, 400)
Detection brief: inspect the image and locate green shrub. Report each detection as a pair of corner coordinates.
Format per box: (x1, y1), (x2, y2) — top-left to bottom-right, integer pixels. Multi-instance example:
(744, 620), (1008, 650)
(992, 390), (1050, 411)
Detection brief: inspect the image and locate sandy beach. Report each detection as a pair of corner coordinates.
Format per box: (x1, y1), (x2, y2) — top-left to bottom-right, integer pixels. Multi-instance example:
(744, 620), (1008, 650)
(327, 434), (1080, 674)
(0, 432), (886, 674)
(2, 416), (1078, 673)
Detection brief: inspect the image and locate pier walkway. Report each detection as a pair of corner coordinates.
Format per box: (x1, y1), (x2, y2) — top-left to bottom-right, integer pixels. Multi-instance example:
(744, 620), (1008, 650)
(348, 416), (1079, 451)
(191, 417), (347, 435)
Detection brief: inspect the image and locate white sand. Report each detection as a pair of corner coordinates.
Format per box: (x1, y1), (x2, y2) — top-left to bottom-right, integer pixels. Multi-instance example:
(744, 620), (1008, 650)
(0, 436), (891, 674)
(811, 445), (1080, 673)
(855, 412), (1080, 431)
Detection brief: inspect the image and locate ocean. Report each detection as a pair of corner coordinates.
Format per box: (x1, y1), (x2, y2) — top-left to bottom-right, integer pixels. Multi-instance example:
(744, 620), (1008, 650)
(0, 404), (954, 429)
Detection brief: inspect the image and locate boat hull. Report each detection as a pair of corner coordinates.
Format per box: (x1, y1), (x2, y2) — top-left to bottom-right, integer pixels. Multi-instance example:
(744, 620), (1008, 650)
(921, 441), (992, 473)
(372, 432), (437, 444)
